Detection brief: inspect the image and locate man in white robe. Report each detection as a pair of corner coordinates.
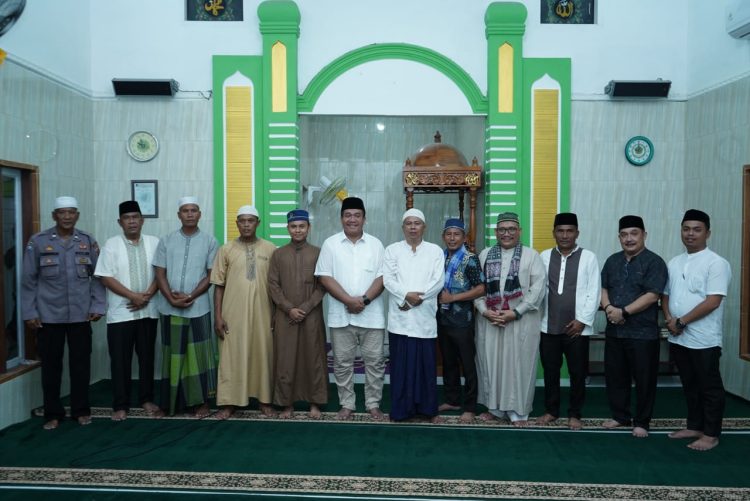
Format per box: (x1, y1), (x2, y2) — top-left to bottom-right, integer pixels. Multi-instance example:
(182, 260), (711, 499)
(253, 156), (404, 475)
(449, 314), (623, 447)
(474, 212), (546, 427)
(383, 208), (445, 422)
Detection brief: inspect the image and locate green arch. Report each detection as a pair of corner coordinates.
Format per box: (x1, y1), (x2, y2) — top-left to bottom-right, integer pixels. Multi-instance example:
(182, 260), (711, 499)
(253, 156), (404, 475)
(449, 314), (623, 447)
(297, 43), (488, 114)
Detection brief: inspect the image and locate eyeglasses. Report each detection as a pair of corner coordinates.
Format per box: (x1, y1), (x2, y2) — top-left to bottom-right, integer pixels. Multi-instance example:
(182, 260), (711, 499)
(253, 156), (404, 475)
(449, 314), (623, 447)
(496, 227), (518, 235)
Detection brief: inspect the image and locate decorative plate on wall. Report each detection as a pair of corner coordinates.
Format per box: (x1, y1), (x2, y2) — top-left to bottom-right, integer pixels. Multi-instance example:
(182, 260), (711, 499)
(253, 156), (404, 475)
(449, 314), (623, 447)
(624, 136), (654, 166)
(127, 131), (159, 162)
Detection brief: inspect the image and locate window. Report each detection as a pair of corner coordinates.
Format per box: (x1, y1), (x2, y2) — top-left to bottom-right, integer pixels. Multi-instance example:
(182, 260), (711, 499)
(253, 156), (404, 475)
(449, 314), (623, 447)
(741, 165), (750, 362)
(0, 161), (39, 373)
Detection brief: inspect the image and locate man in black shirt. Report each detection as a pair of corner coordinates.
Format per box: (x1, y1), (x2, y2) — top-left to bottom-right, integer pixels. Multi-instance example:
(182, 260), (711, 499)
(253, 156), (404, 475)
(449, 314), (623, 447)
(600, 215), (667, 438)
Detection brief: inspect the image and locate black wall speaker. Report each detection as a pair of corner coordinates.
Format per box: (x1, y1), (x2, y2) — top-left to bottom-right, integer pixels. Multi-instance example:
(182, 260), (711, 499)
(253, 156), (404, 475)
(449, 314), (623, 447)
(604, 80), (671, 98)
(112, 79), (179, 96)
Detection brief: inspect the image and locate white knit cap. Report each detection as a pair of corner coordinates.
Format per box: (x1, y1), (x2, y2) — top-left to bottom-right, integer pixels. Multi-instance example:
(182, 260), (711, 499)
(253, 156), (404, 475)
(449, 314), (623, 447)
(237, 205), (259, 218)
(402, 208), (425, 223)
(54, 196), (78, 210)
(178, 196), (199, 209)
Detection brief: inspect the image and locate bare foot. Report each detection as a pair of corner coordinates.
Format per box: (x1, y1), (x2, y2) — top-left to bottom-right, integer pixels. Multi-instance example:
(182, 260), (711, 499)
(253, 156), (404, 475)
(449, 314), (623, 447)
(142, 402), (164, 418)
(43, 419), (59, 430)
(260, 404), (277, 417)
(309, 404), (322, 419)
(216, 406), (235, 420)
(688, 436), (719, 451)
(632, 426), (649, 438)
(77, 415), (92, 426)
(279, 406), (294, 419)
(568, 417), (583, 430)
(336, 407), (353, 421)
(512, 420), (530, 428)
(369, 407), (385, 421)
(669, 429), (703, 439)
(111, 410), (127, 422)
(602, 419), (625, 429)
(438, 403), (461, 412)
(479, 412), (497, 422)
(194, 404), (210, 418)
(535, 413), (558, 426)
(459, 411), (475, 423)
(430, 415), (445, 424)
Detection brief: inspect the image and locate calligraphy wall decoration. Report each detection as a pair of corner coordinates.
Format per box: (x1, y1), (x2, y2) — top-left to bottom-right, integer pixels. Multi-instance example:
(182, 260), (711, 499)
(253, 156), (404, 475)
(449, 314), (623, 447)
(186, 0), (243, 21)
(540, 0), (595, 24)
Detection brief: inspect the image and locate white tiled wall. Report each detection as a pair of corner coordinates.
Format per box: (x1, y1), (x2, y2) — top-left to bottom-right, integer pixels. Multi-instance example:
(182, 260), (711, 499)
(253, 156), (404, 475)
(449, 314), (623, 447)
(2, 58), (749, 418)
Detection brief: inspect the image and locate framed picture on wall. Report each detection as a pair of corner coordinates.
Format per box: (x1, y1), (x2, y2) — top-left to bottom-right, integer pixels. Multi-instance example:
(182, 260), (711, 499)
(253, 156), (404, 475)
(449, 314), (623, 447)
(131, 180), (159, 218)
(186, 0), (243, 21)
(541, 0), (595, 24)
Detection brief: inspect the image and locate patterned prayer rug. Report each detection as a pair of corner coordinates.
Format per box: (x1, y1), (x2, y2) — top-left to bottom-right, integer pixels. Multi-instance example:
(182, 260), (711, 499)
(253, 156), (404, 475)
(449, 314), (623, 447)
(1, 466), (749, 499)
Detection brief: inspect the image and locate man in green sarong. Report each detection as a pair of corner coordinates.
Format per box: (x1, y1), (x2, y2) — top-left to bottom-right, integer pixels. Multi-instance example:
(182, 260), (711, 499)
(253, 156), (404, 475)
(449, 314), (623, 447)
(153, 196), (219, 416)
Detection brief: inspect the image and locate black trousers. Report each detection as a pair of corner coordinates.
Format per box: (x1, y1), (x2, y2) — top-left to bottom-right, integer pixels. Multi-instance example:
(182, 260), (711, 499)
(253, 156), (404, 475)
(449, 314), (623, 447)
(36, 322), (92, 421)
(437, 324), (478, 412)
(539, 332), (589, 419)
(108, 318), (159, 411)
(604, 336), (659, 429)
(670, 343), (725, 437)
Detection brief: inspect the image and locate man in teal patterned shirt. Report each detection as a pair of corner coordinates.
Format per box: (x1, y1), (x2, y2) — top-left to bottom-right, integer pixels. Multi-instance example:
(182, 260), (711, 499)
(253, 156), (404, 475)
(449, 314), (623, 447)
(436, 218), (485, 423)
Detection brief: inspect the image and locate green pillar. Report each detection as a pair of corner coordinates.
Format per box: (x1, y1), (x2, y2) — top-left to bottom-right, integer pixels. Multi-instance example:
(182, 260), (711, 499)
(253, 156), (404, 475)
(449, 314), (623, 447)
(484, 2), (527, 246)
(258, 0), (301, 245)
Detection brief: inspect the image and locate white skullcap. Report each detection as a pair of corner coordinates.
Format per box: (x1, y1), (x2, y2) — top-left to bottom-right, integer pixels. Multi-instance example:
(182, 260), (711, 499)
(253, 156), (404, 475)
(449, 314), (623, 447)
(402, 208), (425, 223)
(54, 196), (78, 210)
(237, 205), (259, 218)
(178, 196), (199, 209)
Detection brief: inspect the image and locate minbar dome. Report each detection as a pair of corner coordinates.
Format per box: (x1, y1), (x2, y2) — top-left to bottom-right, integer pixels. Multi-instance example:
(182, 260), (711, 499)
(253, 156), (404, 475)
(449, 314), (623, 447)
(408, 131), (468, 168)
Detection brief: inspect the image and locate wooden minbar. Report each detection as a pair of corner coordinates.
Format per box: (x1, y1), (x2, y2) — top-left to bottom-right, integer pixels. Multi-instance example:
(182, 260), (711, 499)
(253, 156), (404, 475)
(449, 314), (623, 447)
(403, 132), (482, 252)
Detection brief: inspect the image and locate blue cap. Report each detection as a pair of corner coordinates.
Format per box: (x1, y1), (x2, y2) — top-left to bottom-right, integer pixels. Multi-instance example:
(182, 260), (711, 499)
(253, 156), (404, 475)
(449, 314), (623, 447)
(287, 209), (309, 223)
(443, 218), (465, 233)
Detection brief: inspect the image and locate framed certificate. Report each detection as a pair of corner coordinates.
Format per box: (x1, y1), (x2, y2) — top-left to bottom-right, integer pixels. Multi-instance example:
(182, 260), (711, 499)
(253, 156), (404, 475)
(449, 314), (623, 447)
(131, 180), (159, 218)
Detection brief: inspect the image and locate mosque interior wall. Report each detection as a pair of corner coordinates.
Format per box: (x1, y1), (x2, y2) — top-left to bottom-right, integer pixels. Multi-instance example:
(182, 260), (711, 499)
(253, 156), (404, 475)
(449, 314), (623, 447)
(1, 58), (749, 430)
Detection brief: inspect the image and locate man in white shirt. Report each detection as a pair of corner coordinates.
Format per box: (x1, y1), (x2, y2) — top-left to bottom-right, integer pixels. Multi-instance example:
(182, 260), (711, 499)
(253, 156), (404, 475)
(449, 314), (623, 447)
(94, 201), (161, 421)
(536, 213), (600, 430)
(663, 209), (731, 451)
(384, 208), (445, 422)
(315, 197), (386, 420)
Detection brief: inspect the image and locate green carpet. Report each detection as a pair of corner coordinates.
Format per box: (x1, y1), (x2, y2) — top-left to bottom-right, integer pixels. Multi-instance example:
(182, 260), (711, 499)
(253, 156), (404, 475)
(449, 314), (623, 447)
(80, 379), (750, 418)
(2, 381), (750, 500)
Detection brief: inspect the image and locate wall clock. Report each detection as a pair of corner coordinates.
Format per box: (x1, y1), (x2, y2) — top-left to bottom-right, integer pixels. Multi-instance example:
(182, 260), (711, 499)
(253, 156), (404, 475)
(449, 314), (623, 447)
(624, 136), (654, 166)
(127, 131), (159, 162)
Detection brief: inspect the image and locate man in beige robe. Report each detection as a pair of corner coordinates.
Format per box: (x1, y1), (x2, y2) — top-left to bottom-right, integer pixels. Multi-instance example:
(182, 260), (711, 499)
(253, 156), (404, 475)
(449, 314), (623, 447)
(269, 209), (328, 418)
(211, 205), (276, 419)
(474, 212), (546, 427)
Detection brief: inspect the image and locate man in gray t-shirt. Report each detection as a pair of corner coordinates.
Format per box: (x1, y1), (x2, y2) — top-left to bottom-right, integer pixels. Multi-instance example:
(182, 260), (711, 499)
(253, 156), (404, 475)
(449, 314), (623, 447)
(153, 196), (218, 416)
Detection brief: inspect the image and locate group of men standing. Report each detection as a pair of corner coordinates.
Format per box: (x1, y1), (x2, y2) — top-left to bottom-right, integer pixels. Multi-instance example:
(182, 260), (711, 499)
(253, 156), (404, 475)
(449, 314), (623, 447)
(21, 194), (730, 451)
(537, 210), (729, 452)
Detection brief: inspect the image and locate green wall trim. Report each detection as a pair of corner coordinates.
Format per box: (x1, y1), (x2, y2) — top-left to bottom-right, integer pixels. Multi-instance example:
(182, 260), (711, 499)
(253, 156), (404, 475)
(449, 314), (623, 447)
(257, 0), (300, 36)
(485, 2), (528, 37)
(522, 57), (572, 216)
(298, 43), (487, 114)
(212, 55), (266, 243)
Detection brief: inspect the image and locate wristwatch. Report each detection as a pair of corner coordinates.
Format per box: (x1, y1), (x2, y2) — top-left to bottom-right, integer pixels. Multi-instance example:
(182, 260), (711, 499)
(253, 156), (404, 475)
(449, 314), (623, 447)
(675, 318), (687, 330)
(362, 295), (371, 306)
(621, 307), (631, 319)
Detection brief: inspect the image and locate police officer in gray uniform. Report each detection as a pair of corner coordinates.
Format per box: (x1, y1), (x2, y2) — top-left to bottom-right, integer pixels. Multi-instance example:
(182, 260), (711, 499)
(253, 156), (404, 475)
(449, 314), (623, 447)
(21, 196), (106, 430)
